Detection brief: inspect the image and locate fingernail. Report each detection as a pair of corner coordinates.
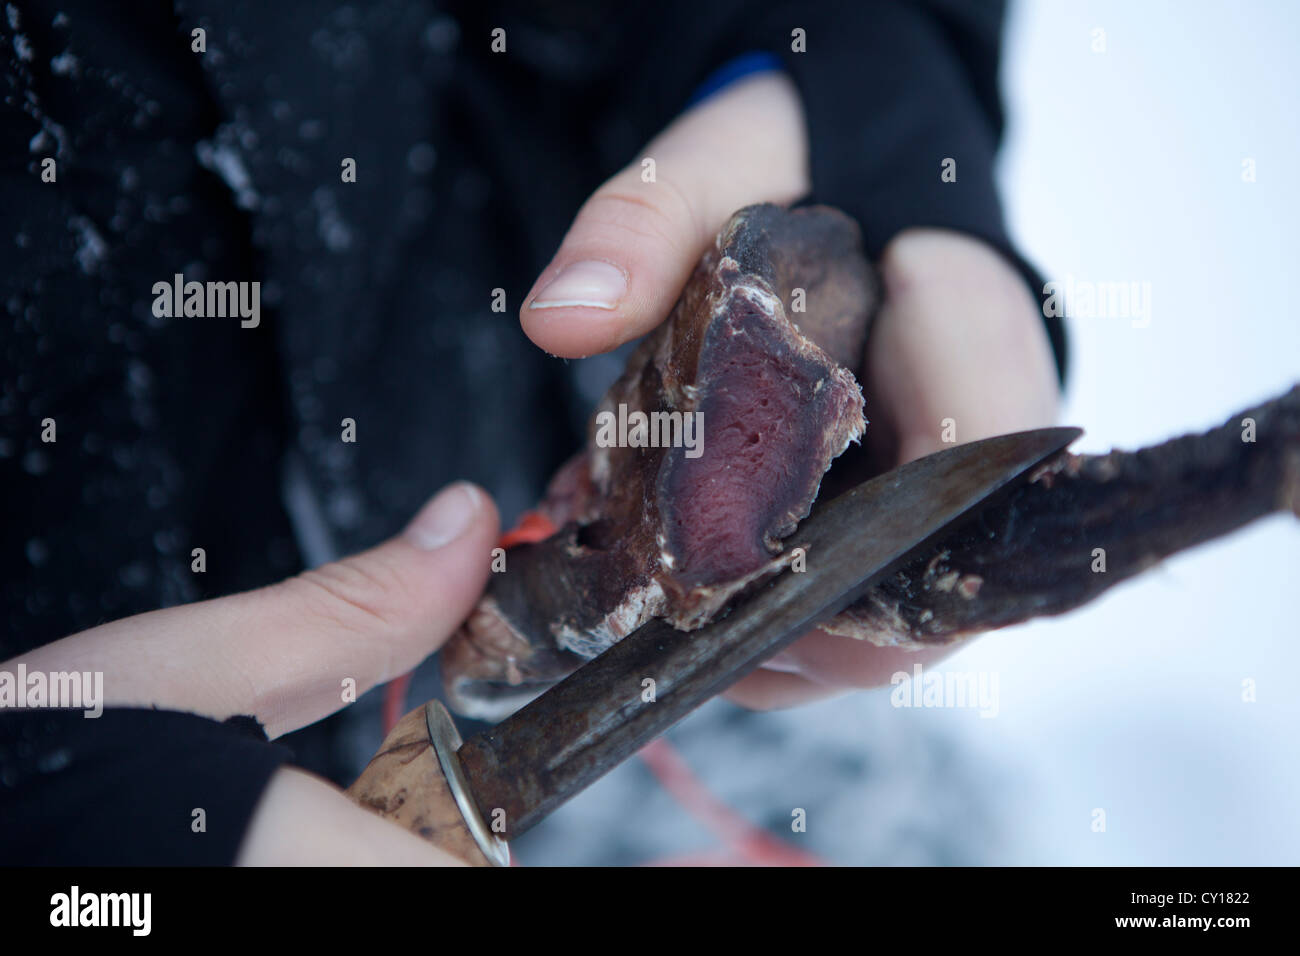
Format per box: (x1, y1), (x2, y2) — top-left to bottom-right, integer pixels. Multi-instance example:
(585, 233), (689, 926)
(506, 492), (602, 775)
(529, 260), (627, 310)
(763, 651), (806, 676)
(404, 483), (481, 550)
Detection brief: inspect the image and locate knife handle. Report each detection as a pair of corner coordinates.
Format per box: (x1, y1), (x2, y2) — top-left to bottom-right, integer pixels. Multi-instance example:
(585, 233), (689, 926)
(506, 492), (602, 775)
(345, 700), (510, 866)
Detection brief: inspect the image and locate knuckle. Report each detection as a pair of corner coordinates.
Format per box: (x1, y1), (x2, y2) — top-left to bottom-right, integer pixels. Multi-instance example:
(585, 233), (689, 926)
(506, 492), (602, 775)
(285, 556), (416, 640)
(732, 693), (784, 713)
(580, 179), (706, 258)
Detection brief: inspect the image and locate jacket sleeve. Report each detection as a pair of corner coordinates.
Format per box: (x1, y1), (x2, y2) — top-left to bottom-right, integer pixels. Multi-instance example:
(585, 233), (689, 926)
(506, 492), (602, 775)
(716, 0), (1069, 383)
(0, 708), (291, 865)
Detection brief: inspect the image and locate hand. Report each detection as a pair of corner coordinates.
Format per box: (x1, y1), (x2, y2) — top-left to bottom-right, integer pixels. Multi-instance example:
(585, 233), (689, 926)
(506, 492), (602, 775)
(520, 71), (808, 355)
(521, 75), (1059, 709)
(727, 230), (1060, 708)
(7, 482), (500, 864)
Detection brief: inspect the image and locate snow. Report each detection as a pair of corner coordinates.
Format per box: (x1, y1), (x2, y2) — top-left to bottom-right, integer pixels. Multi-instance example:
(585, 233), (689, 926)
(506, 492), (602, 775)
(519, 0), (1300, 866)
(424, 16), (459, 54)
(311, 186), (353, 252)
(195, 139), (259, 210)
(406, 142), (436, 175)
(69, 216), (107, 275)
(50, 50), (77, 75)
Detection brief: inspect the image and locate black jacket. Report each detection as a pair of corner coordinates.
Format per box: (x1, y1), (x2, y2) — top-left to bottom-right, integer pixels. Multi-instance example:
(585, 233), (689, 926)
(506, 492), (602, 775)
(0, 0), (1065, 864)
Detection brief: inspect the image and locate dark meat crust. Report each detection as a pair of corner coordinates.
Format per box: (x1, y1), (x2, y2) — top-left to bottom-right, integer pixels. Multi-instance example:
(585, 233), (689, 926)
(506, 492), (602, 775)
(442, 204), (874, 719)
(711, 202), (878, 371)
(445, 385), (1299, 718)
(441, 198), (1299, 722)
(827, 385), (1300, 645)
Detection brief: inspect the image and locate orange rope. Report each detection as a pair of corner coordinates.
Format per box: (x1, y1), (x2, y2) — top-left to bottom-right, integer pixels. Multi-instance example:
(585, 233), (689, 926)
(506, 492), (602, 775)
(637, 738), (826, 866)
(498, 510), (559, 548)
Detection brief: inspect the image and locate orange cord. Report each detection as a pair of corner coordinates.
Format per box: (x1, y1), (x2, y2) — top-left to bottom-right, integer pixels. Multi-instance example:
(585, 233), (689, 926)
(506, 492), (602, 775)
(381, 671), (412, 734)
(498, 510), (559, 548)
(636, 738), (826, 866)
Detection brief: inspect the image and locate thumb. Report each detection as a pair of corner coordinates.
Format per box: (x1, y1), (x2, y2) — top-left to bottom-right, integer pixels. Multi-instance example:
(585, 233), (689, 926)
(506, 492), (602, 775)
(521, 71), (809, 358)
(17, 482), (500, 738)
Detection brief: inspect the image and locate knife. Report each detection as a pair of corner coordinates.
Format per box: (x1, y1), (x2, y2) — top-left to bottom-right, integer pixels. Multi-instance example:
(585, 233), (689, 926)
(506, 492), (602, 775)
(346, 426), (1081, 864)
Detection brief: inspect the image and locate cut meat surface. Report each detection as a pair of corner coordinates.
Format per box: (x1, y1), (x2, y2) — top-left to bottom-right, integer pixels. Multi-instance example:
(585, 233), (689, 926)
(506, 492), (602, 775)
(441, 204), (875, 719)
(656, 262), (866, 607)
(441, 200), (1300, 724)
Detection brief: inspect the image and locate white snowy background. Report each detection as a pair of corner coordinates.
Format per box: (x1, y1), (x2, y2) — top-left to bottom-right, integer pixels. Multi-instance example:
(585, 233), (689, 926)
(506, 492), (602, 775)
(512, 0), (1300, 866)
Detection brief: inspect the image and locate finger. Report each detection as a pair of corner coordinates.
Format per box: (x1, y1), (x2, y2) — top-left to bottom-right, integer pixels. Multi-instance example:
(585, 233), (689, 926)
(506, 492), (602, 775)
(724, 630), (958, 710)
(723, 668), (846, 711)
(764, 631), (957, 689)
(866, 228), (1060, 466)
(728, 229), (1063, 711)
(17, 482), (499, 738)
(521, 71), (809, 358)
(236, 767), (468, 865)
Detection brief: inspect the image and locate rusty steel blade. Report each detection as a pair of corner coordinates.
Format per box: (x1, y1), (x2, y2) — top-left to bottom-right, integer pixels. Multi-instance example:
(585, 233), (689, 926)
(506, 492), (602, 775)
(455, 426), (1082, 837)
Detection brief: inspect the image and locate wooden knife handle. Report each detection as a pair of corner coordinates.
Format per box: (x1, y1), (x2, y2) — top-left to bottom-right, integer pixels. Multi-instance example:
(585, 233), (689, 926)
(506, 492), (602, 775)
(345, 701), (509, 866)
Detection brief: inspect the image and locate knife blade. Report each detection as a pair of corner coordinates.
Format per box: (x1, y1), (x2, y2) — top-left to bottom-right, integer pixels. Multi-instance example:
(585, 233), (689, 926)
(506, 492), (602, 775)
(453, 426), (1082, 839)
